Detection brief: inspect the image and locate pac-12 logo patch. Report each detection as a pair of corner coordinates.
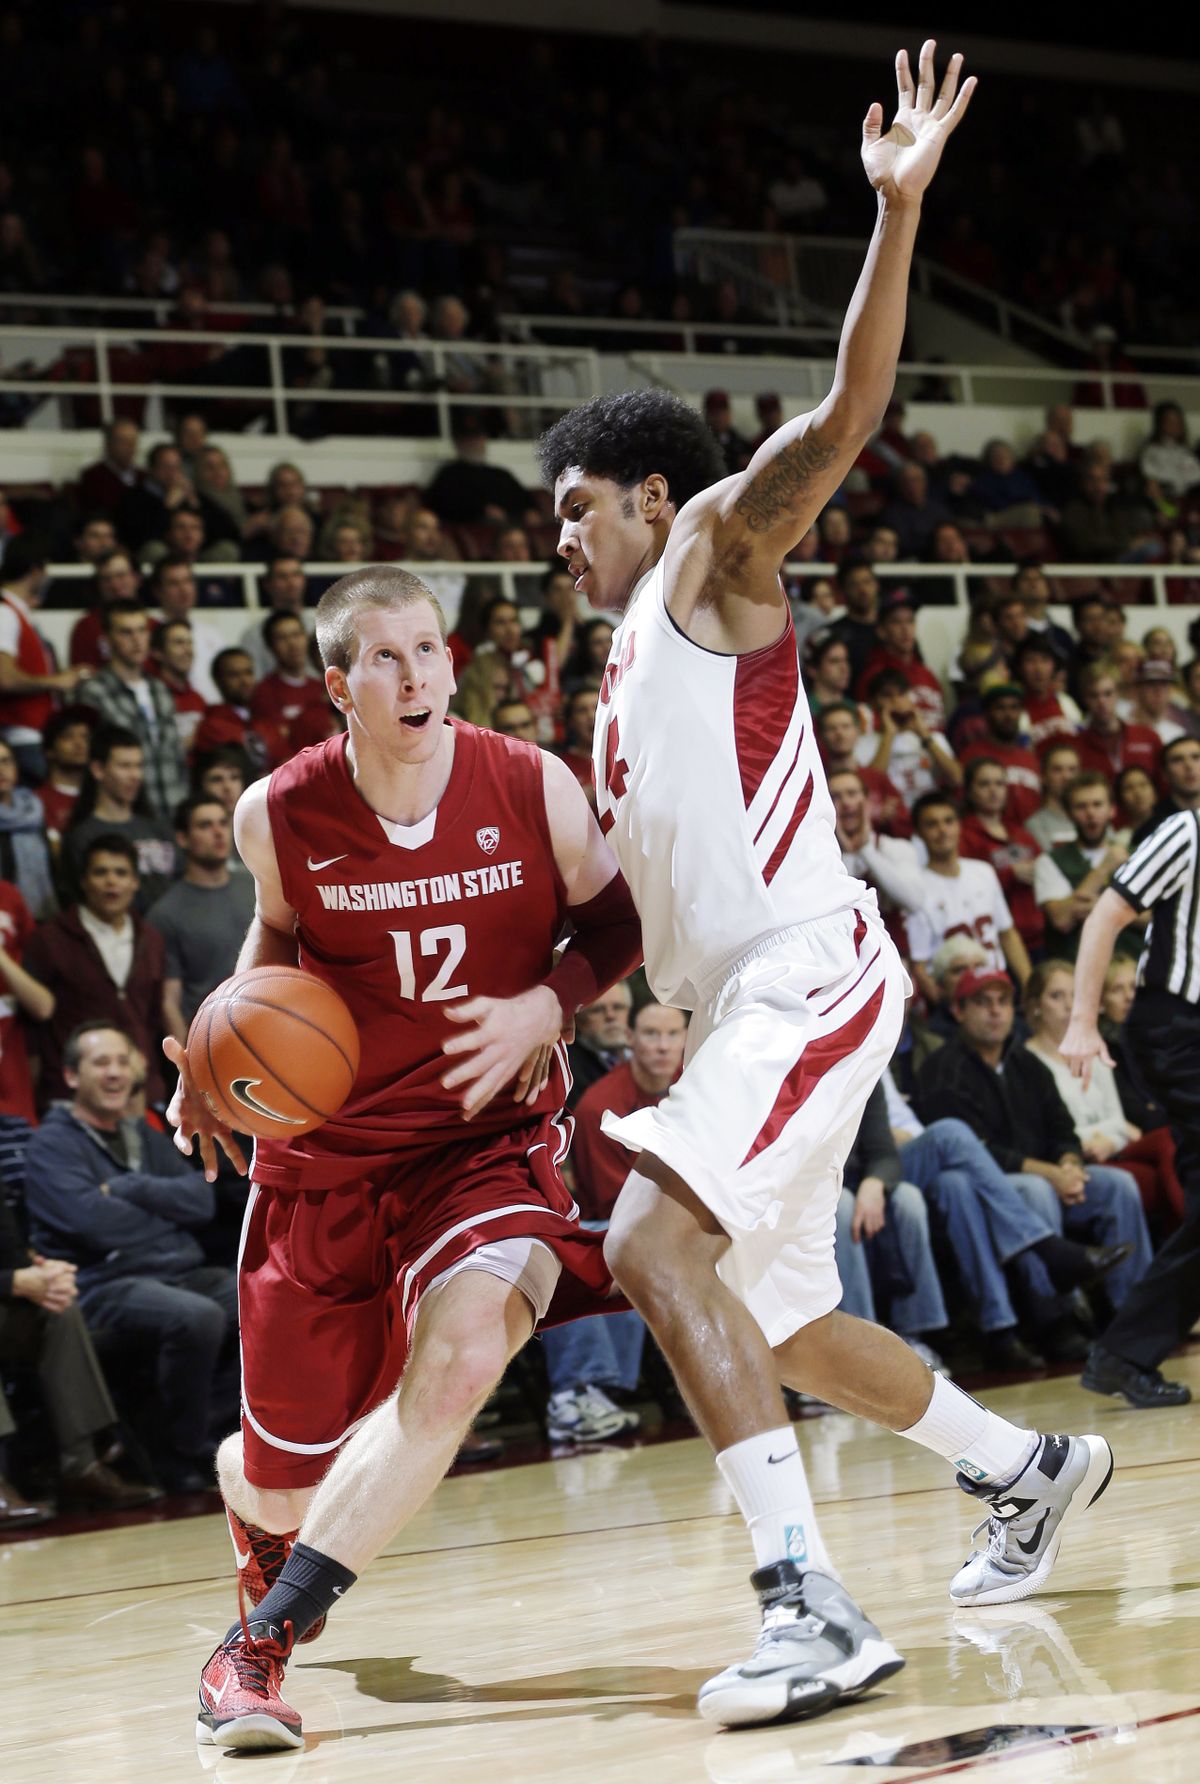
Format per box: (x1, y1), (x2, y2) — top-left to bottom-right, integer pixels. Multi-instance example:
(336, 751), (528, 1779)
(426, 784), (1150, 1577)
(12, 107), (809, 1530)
(476, 826), (500, 855)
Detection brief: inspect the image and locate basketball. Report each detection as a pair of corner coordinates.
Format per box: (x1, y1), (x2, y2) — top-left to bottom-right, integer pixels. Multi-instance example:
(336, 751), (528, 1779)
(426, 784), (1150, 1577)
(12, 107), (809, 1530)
(186, 965), (360, 1140)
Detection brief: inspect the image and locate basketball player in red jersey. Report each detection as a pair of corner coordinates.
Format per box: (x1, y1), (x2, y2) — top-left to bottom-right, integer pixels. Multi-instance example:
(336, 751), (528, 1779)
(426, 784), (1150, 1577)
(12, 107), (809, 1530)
(541, 46), (1113, 1729)
(165, 565), (640, 1752)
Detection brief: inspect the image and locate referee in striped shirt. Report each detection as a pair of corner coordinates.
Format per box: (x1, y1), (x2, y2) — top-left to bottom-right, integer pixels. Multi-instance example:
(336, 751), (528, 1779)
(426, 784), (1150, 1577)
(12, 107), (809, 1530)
(1062, 807), (1200, 1407)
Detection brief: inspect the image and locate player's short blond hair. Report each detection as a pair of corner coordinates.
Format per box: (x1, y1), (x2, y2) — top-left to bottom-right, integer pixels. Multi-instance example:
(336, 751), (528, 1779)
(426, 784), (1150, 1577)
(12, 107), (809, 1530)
(315, 565), (447, 671)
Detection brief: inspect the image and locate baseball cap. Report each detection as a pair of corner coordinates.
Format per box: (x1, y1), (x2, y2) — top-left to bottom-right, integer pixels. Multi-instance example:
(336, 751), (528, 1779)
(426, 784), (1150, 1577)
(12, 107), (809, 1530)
(953, 968), (1014, 1005)
(880, 588), (917, 615)
(1138, 660), (1175, 684)
(981, 681), (1025, 707)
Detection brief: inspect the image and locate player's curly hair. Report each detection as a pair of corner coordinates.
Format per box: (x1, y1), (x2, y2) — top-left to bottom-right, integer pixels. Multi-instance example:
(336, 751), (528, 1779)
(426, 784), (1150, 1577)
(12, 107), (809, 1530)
(537, 390), (726, 510)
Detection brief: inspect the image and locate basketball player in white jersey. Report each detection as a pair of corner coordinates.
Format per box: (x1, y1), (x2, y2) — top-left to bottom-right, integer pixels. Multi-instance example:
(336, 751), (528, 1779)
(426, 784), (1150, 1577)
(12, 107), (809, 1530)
(539, 44), (1114, 1729)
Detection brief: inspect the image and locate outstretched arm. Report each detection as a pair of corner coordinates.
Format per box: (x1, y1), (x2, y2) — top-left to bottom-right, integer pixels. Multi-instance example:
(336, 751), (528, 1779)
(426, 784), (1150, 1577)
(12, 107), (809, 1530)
(1060, 888), (1140, 1088)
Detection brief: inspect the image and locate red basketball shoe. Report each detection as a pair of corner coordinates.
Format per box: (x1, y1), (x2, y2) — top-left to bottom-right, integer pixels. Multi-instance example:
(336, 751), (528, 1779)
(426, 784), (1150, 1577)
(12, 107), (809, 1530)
(196, 1620), (302, 1752)
(226, 1507), (326, 1643)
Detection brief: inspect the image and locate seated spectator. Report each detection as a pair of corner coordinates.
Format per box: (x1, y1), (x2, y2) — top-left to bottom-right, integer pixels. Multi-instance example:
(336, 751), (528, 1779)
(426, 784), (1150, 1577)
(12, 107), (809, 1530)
(544, 1000), (687, 1441)
(452, 652), (512, 729)
(1073, 664), (1162, 786)
(0, 540), (89, 779)
(562, 617), (614, 696)
(817, 702), (909, 836)
(990, 591), (1031, 671)
(818, 505), (853, 564)
(320, 513), (372, 563)
(1026, 740), (1083, 851)
(242, 462), (320, 547)
(495, 523), (531, 564)
(68, 548), (141, 668)
(152, 619), (207, 754)
(426, 414), (534, 526)
(557, 686), (597, 803)
(148, 556), (225, 703)
(921, 520), (981, 605)
(174, 412), (209, 483)
(1066, 594), (1118, 697)
(117, 442), (197, 553)
(1114, 764), (1159, 839)
(191, 745), (251, 878)
(1024, 961), (1184, 1236)
(1013, 636), (1080, 756)
(44, 514), (119, 608)
(149, 796), (255, 1044)
(1138, 401), (1200, 519)
(141, 502), (240, 573)
(1034, 770), (1143, 966)
(1112, 638), (1145, 719)
(1128, 660), (1187, 746)
(265, 504), (316, 565)
(703, 390), (750, 476)
(23, 1021), (237, 1490)
(194, 444), (247, 542)
(78, 418), (141, 519)
(789, 574), (843, 657)
(828, 558), (881, 683)
(958, 757), (1044, 958)
(878, 462), (952, 560)
(971, 439), (1044, 527)
(906, 791), (1031, 1006)
(1057, 462), (1142, 561)
(60, 726), (176, 911)
(492, 699), (538, 741)
(249, 611), (330, 765)
(26, 839), (166, 1107)
(239, 557), (312, 675)
(1136, 734), (1200, 842)
(0, 738), (54, 919)
(37, 707), (93, 854)
(77, 601), (187, 821)
(854, 592), (945, 732)
(192, 649), (270, 777)
(856, 670), (961, 808)
(915, 969), (1152, 1330)
(567, 981), (632, 1109)
(805, 632), (867, 726)
(832, 1081), (950, 1374)
(0, 1191), (158, 1519)
(473, 595), (540, 703)
(959, 683), (1043, 826)
(829, 768), (923, 936)
(1013, 563), (1074, 663)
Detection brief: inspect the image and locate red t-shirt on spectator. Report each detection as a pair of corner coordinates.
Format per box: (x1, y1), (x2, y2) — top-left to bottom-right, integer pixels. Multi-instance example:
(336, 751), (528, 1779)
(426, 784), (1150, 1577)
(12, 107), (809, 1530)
(1024, 692), (1079, 756)
(959, 813), (1045, 953)
(1074, 722), (1162, 788)
(855, 650), (945, 732)
(250, 673), (330, 766)
(69, 609), (110, 669)
(959, 739), (1043, 826)
(192, 705), (274, 776)
(572, 1060), (675, 1223)
(0, 882), (38, 1121)
(858, 766), (912, 839)
(37, 780), (80, 842)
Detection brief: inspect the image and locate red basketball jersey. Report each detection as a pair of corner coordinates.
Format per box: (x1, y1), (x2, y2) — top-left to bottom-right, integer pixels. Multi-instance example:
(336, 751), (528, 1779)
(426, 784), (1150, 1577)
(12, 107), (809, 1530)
(254, 721), (572, 1189)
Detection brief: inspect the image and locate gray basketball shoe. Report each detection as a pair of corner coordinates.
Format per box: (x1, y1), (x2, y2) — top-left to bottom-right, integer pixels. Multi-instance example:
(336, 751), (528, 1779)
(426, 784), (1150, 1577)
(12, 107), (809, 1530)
(698, 1563), (905, 1728)
(949, 1432), (1114, 1607)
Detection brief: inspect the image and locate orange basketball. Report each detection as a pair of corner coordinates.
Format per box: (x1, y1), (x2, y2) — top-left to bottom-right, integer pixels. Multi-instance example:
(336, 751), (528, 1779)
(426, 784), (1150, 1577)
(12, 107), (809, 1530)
(187, 965), (360, 1140)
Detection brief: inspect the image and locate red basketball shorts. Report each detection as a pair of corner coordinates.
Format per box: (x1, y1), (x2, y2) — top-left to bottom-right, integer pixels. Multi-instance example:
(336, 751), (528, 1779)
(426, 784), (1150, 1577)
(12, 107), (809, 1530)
(238, 1112), (616, 1488)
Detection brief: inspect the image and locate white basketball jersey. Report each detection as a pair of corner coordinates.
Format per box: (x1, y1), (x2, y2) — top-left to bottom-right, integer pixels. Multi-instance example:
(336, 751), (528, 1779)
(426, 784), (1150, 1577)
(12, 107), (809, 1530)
(594, 559), (870, 1008)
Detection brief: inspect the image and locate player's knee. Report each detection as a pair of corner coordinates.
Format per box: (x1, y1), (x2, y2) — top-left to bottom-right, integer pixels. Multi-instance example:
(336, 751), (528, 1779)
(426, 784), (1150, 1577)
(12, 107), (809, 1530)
(602, 1217), (655, 1303)
(406, 1326), (506, 1432)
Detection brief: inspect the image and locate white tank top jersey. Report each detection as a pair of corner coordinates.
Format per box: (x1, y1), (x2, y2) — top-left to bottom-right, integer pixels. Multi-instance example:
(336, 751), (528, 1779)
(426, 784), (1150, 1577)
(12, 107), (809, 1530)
(593, 558), (872, 1009)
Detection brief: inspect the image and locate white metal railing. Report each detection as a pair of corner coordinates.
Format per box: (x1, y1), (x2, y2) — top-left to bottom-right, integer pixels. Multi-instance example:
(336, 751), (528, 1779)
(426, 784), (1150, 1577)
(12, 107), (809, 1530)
(42, 559), (551, 612)
(0, 292), (365, 330)
(502, 312), (842, 353)
(0, 325), (602, 433)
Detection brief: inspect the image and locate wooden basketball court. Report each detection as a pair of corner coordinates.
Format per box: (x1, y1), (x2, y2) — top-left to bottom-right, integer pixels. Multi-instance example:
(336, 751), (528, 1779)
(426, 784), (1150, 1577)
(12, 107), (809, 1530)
(5, 1357), (1198, 1783)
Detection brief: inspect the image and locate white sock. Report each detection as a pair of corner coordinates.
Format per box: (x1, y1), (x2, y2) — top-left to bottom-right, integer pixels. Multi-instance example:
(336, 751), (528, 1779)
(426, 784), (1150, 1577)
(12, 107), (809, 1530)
(716, 1427), (836, 1577)
(899, 1374), (1038, 1485)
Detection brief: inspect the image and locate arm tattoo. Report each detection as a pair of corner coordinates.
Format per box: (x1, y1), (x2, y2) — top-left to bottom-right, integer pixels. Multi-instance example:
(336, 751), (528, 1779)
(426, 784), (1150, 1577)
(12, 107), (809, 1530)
(734, 433), (840, 533)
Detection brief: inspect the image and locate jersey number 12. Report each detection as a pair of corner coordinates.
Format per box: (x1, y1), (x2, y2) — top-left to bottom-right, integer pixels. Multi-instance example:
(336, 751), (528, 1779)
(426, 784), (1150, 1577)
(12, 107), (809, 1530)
(389, 924), (468, 1001)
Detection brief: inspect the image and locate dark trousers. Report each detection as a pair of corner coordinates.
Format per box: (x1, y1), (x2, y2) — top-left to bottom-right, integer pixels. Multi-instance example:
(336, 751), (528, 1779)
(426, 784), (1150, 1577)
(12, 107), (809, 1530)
(1101, 990), (1200, 1370)
(80, 1266), (238, 1457)
(0, 1300), (118, 1450)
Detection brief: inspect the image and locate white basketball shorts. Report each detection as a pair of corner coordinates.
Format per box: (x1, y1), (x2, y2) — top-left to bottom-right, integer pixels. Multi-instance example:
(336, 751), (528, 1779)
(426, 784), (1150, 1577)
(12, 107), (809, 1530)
(602, 906), (909, 1347)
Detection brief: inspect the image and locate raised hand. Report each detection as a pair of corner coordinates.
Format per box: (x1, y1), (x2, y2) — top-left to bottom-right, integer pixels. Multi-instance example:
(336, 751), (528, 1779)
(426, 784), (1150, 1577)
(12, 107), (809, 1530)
(862, 40), (977, 204)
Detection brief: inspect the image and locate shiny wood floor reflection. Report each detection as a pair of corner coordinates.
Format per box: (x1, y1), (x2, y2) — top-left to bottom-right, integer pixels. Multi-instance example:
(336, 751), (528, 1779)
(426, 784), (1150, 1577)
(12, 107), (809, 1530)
(4, 1357), (1199, 1783)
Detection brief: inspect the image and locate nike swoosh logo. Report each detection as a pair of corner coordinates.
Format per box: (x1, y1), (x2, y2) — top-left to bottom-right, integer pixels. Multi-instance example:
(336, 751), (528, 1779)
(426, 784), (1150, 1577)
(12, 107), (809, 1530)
(230, 1077), (306, 1126)
(233, 1543), (251, 1568)
(307, 853), (348, 871)
(1016, 1507), (1052, 1555)
(767, 1453), (792, 1465)
(206, 1674), (232, 1707)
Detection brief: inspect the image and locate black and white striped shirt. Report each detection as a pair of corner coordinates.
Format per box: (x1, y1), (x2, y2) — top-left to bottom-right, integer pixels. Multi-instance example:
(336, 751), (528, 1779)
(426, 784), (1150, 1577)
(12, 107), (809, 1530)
(1112, 810), (1200, 1000)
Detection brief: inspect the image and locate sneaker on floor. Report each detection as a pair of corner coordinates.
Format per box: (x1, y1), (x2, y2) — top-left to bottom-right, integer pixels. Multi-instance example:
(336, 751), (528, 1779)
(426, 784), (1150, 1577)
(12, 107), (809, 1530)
(697, 1563), (905, 1727)
(948, 1432), (1114, 1607)
(1081, 1344), (1192, 1408)
(902, 1337), (951, 1377)
(196, 1620), (302, 1752)
(545, 1385), (639, 1444)
(226, 1508), (325, 1645)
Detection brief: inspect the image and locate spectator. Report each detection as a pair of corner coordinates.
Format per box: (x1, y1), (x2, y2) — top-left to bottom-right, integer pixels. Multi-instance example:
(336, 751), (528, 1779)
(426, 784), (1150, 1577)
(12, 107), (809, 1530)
(805, 633), (867, 725)
(1066, 594), (1118, 697)
(1013, 563), (1074, 663)
(191, 745), (251, 879)
(23, 1022), (236, 1490)
(425, 415), (533, 526)
(1138, 401), (1200, 518)
(152, 619), (207, 754)
(544, 1001), (687, 1441)
(878, 462), (952, 560)
(0, 539), (88, 779)
(266, 504), (315, 563)
(25, 838), (167, 1107)
(68, 549), (140, 669)
(832, 1082), (949, 1373)
(562, 617), (615, 695)
(1129, 660), (1187, 747)
(703, 390), (751, 475)
(924, 934), (993, 1043)
(1098, 958), (1176, 1191)
(1034, 771), (1143, 965)
(817, 702), (909, 837)
(0, 738), (54, 919)
(1026, 740), (1083, 851)
(854, 592), (945, 731)
(1024, 961), (1184, 1236)
(194, 444), (247, 542)
(250, 610), (333, 764)
(474, 595), (538, 702)
(76, 602), (187, 821)
(1013, 636), (1080, 755)
(141, 501), (240, 573)
(242, 463), (319, 547)
(856, 669), (961, 808)
(78, 418), (141, 519)
(60, 727), (175, 913)
(958, 757), (1045, 958)
(829, 767), (923, 928)
(750, 391), (784, 452)
(192, 649), (270, 776)
(789, 574), (843, 657)
(0, 1192), (158, 1517)
(971, 439), (1044, 527)
(453, 653), (514, 729)
(37, 707), (93, 852)
(174, 412), (209, 483)
(116, 443), (197, 553)
(239, 557), (313, 674)
(148, 556), (225, 704)
(1057, 462), (1142, 561)
(828, 558), (881, 683)
(1115, 765), (1159, 838)
(495, 523), (532, 563)
(148, 796), (255, 1043)
(915, 969), (1151, 1318)
(567, 981), (632, 1109)
(492, 699), (538, 740)
(321, 514), (372, 563)
(959, 683), (1044, 826)
(374, 502), (468, 625)
(1074, 664), (1162, 787)
(557, 686), (598, 803)
(906, 791), (1031, 1005)
(0, 873), (53, 1120)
